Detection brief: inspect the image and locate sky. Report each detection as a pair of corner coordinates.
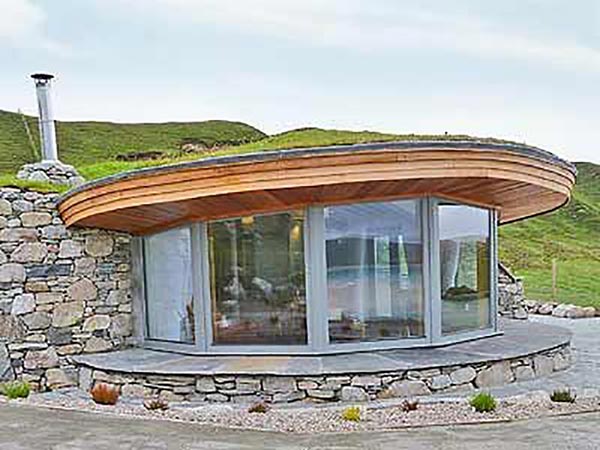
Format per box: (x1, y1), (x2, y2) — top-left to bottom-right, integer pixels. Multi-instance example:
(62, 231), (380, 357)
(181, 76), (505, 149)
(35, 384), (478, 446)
(1, 0), (599, 163)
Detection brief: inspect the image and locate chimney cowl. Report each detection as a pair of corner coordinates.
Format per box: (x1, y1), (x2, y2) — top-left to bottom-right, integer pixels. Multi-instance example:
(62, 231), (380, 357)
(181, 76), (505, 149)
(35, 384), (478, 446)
(31, 73), (55, 81)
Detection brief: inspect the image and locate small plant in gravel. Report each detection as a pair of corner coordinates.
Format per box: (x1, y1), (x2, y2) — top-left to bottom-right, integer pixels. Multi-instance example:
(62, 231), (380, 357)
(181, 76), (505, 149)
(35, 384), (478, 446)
(0, 381), (30, 399)
(550, 389), (576, 403)
(341, 406), (361, 422)
(401, 399), (419, 412)
(469, 392), (497, 413)
(143, 397), (169, 411)
(90, 383), (120, 405)
(248, 401), (270, 414)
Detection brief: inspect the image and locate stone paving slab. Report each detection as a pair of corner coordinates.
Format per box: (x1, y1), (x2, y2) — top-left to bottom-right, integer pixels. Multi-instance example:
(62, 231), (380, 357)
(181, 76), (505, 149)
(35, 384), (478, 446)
(462, 315), (600, 399)
(73, 319), (571, 376)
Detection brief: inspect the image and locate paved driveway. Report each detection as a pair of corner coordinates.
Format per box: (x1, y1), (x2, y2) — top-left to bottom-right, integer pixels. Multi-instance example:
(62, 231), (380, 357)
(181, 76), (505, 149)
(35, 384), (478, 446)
(0, 403), (598, 449)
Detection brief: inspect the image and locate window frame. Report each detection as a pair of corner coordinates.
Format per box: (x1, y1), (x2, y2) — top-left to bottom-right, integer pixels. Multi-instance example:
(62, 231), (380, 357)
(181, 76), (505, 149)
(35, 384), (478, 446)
(431, 197), (499, 345)
(137, 196), (499, 355)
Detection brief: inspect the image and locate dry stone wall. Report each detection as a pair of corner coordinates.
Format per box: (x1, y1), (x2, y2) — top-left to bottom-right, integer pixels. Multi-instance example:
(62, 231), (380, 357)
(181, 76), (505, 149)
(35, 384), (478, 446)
(78, 343), (571, 404)
(498, 263), (527, 320)
(0, 187), (133, 391)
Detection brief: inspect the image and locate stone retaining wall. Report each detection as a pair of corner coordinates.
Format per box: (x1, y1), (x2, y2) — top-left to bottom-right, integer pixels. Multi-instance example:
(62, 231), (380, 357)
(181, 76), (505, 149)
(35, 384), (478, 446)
(525, 300), (598, 319)
(0, 187), (134, 390)
(498, 263), (527, 320)
(78, 343), (571, 404)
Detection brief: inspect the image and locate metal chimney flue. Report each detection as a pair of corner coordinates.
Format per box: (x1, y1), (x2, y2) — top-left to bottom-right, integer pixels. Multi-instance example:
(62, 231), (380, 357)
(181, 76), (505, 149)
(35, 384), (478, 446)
(31, 73), (59, 162)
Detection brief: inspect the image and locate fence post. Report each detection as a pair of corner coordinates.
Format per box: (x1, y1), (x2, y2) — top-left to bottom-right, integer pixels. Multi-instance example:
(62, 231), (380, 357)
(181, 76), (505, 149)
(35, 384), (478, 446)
(552, 258), (558, 301)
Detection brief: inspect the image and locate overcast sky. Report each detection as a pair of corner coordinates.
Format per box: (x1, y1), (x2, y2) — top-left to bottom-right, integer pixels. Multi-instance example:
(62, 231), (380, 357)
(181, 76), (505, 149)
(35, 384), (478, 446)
(1, 0), (599, 163)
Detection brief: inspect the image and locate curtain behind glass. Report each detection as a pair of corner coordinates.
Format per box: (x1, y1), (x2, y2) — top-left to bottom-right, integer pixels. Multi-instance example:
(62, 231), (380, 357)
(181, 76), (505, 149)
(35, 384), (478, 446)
(325, 200), (424, 343)
(144, 227), (194, 344)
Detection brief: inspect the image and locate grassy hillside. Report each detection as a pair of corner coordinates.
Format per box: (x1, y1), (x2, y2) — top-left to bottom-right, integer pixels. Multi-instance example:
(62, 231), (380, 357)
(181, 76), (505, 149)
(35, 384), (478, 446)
(0, 109), (598, 305)
(0, 109), (266, 175)
(77, 127), (520, 180)
(0, 110), (40, 173)
(500, 162), (600, 307)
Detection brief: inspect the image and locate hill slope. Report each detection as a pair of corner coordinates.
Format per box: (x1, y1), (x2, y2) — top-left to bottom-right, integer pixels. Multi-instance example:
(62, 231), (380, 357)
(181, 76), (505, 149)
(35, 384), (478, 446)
(0, 109), (266, 174)
(0, 110), (597, 305)
(500, 162), (600, 306)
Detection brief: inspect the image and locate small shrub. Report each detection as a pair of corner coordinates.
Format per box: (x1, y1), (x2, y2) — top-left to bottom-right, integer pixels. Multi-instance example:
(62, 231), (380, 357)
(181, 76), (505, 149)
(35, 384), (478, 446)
(341, 406), (361, 422)
(469, 392), (497, 413)
(143, 397), (169, 411)
(0, 381), (31, 399)
(550, 389), (576, 403)
(401, 399), (419, 412)
(90, 383), (120, 405)
(248, 401), (269, 414)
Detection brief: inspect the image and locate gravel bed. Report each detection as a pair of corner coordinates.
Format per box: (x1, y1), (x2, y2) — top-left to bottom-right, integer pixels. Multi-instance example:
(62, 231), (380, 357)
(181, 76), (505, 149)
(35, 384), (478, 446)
(2, 389), (599, 434)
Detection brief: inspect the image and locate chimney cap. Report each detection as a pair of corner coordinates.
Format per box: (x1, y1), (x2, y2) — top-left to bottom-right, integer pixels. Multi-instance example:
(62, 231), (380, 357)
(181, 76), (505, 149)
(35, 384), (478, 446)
(30, 73), (55, 81)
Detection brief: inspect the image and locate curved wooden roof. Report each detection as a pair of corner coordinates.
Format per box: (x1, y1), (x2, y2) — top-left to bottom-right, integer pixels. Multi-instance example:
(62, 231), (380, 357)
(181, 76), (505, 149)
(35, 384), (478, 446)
(58, 141), (576, 235)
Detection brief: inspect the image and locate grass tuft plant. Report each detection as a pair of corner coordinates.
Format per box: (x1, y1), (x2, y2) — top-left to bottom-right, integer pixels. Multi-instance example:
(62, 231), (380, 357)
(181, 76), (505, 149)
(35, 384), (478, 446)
(550, 389), (576, 403)
(469, 392), (497, 413)
(341, 406), (361, 422)
(90, 383), (120, 405)
(0, 380), (31, 399)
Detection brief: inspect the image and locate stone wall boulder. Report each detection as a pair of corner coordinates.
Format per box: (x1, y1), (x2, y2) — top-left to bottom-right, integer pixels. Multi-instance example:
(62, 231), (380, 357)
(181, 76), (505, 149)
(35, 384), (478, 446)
(0, 343), (15, 381)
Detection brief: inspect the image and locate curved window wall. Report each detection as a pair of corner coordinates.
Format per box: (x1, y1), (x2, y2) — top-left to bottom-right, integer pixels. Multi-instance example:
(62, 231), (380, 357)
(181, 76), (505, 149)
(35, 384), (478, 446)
(140, 197), (498, 354)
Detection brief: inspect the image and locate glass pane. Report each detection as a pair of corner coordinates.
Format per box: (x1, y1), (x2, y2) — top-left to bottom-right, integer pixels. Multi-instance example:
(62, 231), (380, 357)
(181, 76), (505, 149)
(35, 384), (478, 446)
(208, 211), (307, 346)
(439, 204), (491, 335)
(325, 200), (425, 343)
(144, 227), (195, 344)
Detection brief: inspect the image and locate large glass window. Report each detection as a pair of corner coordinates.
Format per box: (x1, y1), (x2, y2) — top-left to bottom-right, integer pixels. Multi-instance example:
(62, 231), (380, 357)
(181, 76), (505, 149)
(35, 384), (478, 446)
(144, 227), (195, 344)
(325, 200), (425, 343)
(439, 204), (491, 335)
(141, 197), (497, 353)
(207, 211), (307, 346)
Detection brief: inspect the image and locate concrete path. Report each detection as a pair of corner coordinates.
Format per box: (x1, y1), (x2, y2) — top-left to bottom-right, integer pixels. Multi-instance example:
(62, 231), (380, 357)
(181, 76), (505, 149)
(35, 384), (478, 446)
(486, 316), (600, 397)
(0, 403), (598, 449)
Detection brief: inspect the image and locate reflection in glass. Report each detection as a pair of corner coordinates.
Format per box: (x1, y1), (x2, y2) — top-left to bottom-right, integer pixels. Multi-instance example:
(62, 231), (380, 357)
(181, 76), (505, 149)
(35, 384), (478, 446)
(144, 227), (195, 343)
(439, 204), (491, 335)
(208, 211), (307, 345)
(325, 200), (424, 343)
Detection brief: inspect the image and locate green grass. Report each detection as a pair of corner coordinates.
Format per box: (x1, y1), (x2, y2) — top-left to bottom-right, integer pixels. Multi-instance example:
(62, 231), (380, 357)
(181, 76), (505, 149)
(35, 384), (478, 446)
(74, 128), (518, 181)
(0, 381), (31, 399)
(0, 108), (598, 306)
(500, 162), (600, 308)
(0, 109), (266, 175)
(469, 392), (497, 413)
(0, 110), (40, 174)
(0, 174), (69, 193)
(219, 127), (516, 154)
